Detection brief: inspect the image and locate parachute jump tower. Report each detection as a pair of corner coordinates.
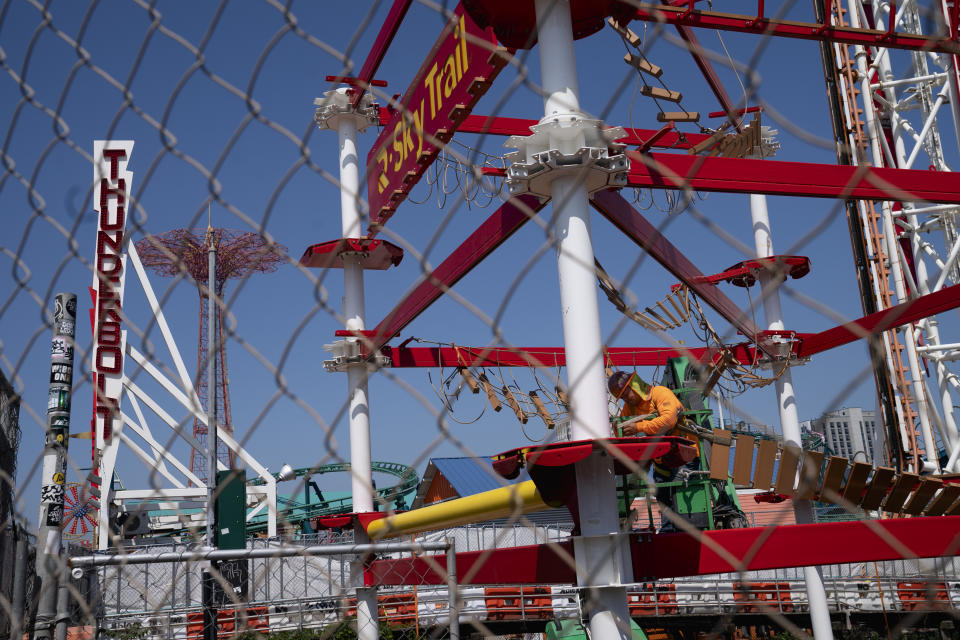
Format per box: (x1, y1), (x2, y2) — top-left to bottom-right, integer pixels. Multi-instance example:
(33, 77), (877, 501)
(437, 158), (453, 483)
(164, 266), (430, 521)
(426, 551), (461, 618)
(304, 1), (960, 639)
(136, 228), (287, 483)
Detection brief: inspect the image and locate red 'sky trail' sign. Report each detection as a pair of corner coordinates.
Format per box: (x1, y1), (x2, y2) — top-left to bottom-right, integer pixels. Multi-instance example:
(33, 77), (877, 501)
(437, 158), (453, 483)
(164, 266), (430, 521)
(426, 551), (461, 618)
(366, 3), (506, 231)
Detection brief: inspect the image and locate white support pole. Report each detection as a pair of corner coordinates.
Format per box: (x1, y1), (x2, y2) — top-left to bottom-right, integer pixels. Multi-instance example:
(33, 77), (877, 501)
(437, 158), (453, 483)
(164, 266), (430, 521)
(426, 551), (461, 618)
(750, 194), (835, 640)
(330, 90), (378, 640)
(535, 1), (630, 637)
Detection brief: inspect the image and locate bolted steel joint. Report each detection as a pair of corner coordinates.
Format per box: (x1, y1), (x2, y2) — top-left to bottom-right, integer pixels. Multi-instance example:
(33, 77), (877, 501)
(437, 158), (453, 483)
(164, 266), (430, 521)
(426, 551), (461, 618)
(314, 87), (379, 132)
(503, 116), (628, 199)
(322, 339), (391, 372)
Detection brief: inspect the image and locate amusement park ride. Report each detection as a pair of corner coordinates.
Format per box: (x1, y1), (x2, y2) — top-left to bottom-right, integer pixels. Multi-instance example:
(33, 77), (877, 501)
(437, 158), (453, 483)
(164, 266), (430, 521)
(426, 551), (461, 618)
(77, 0), (960, 638)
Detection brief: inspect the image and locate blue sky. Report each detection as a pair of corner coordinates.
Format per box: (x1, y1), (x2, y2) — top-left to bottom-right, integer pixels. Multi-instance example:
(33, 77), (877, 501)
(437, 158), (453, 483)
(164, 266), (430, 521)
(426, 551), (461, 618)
(3, 0), (954, 527)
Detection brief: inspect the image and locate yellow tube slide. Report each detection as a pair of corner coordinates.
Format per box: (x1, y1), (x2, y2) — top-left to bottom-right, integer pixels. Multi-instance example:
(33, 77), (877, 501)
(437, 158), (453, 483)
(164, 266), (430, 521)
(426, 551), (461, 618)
(366, 480), (549, 540)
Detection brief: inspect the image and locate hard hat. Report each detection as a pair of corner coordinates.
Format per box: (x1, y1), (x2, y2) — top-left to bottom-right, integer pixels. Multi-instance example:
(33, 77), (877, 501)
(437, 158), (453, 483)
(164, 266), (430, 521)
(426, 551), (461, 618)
(607, 371), (635, 400)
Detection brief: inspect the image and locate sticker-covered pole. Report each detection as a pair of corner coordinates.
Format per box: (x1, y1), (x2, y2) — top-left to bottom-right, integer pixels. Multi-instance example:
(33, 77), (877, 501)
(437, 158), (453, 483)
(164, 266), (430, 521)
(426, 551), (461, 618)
(35, 292), (77, 640)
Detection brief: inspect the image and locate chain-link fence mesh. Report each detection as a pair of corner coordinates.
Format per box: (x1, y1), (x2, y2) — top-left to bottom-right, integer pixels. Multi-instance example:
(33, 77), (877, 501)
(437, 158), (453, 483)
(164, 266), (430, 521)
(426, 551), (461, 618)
(3, 0), (960, 638)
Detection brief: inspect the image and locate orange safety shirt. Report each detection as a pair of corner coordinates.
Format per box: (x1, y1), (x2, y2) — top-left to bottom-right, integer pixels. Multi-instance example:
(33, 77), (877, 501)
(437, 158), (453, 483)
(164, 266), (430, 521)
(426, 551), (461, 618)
(620, 385), (700, 457)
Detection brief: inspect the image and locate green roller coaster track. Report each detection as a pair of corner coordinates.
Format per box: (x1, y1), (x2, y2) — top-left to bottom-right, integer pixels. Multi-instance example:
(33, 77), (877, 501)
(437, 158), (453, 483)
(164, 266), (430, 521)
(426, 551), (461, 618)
(245, 461), (419, 533)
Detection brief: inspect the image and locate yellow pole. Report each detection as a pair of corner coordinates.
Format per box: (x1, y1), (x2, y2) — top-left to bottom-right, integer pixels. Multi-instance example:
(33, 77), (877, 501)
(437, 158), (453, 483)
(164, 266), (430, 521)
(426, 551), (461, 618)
(366, 480), (550, 540)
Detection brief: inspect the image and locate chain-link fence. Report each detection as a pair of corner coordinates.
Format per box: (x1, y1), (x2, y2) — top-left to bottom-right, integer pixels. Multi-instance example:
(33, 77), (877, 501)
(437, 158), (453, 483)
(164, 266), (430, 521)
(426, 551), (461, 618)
(4, 0), (960, 638)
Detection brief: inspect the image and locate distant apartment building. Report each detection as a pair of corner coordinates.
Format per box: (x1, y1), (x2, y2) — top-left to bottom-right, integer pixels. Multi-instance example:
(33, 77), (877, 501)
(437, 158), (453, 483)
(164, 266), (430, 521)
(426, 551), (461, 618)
(801, 407), (884, 464)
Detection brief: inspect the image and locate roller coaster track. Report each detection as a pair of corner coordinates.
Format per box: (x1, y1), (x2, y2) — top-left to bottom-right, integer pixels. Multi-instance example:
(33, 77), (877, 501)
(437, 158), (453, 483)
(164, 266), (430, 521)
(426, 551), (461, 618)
(244, 461), (419, 533)
(146, 462), (418, 536)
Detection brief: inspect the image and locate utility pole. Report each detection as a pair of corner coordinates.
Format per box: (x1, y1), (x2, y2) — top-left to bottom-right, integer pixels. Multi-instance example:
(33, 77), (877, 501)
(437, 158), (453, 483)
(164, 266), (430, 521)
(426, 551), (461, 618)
(202, 221), (219, 640)
(35, 292), (77, 639)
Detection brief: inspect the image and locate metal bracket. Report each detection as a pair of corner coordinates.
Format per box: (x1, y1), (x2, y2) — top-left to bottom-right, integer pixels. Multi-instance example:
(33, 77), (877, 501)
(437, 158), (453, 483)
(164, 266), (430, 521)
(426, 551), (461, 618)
(504, 116), (628, 199)
(314, 87), (379, 132)
(322, 339), (392, 372)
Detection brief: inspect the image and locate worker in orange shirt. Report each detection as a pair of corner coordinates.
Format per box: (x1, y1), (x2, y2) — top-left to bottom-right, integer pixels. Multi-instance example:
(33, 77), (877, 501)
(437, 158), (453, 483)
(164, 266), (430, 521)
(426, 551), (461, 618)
(608, 371), (700, 532)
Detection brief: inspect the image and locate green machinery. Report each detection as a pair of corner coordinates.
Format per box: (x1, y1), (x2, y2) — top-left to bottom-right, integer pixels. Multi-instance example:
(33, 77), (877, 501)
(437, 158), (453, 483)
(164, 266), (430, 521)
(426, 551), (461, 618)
(545, 618), (648, 639)
(615, 356), (747, 532)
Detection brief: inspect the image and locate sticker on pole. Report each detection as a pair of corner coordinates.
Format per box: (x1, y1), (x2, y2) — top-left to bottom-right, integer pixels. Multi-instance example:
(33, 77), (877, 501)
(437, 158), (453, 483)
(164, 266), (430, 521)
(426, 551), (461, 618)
(366, 3), (507, 230)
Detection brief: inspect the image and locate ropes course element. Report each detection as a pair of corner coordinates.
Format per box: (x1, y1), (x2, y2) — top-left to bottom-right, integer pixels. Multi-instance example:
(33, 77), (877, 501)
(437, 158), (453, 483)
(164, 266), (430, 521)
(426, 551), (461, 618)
(682, 289), (796, 396)
(407, 141), (508, 210)
(594, 257), (796, 398)
(610, 17), (702, 125)
(596, 259), (691, 330)
(415, 337), (569, 440)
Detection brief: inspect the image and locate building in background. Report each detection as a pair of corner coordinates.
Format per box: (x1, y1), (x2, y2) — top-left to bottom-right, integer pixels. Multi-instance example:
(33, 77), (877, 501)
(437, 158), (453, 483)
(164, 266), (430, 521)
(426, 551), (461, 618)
(801, 408), (884, 464)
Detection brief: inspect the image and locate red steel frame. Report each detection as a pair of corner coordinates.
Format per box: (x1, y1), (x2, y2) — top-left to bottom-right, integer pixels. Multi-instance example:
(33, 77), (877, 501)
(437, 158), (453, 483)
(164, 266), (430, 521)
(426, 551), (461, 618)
(627, 152), (960, 203)
(381, 278), (960, 367)
(367, 516), (960, 585)
(383, 345), (709, 368)
(378, 110), (717, 149)
(634, 3), (960, 55)
(350, 0), (413, 108)
(341, 0), (960, 582)
(672, 21), (744, 130)
(797, 281), (960, 358)
(590, 189), (770, 351)
(365, 194), (547, 353)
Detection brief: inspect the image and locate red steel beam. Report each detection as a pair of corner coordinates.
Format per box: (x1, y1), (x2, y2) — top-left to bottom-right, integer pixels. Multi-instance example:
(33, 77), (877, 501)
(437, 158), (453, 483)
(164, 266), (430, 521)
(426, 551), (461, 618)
(627, 152), (960, 203)
(350, 0), (413, 108)
(367, 195), (546, 352)
(376, 109), (715, 148)
(634, 4), (960, 55)
(797, 282), (960, 357)
(367, 516), (960, 585)
(671, 20), (744, 130)
(590, 189), (770, 355)
(383, 345), (709, 368)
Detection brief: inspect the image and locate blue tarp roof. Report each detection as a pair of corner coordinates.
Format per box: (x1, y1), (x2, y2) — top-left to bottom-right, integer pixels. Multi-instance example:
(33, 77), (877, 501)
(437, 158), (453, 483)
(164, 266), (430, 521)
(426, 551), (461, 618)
(429, 457), (530, 498)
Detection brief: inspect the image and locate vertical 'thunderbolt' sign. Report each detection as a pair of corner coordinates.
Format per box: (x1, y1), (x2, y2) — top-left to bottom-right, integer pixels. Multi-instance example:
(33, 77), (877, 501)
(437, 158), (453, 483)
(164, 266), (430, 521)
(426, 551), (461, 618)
(366, 2), (507, 230)
(91, 141), (133, 462)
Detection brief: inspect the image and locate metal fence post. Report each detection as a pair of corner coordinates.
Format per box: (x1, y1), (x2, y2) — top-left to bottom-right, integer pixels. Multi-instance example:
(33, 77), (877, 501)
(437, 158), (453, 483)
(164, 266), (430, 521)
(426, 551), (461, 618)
(446, 537), (459, 640)
(55, 580), (69, 640)
(11, 524), (28, 640)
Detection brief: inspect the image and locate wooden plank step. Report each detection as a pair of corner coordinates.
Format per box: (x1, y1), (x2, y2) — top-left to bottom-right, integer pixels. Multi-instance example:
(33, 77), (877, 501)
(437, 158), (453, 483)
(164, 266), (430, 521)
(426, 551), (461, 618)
(860, 467), (896, 511)
(817, 457), (848, 504)
(946, 495), (960, 516)
(923, 484), (960, 516)
(658, 111), (699, 123)
(774, 445), (802, 496)
(796, 451), (824, 500)
(732, 434), (756, 487)
(609, 17), (643, 48)
(841, 462), (873, 505)
(903, 478), (942, 515)
(753, 439), (778, 491)
(640, 86), (683, 102)
(710, 429), (733, 481)
(623, 52), (662, 78)
(883, 473), (921, 513)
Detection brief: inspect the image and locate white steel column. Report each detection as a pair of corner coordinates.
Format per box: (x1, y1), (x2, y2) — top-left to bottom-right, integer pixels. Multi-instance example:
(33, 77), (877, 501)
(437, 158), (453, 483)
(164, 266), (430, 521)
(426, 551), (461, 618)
(339, 117), (374, 516)
(535, 1), (630, 638)
(332, 92), (377, 640)
(750, 194), (835, 640)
